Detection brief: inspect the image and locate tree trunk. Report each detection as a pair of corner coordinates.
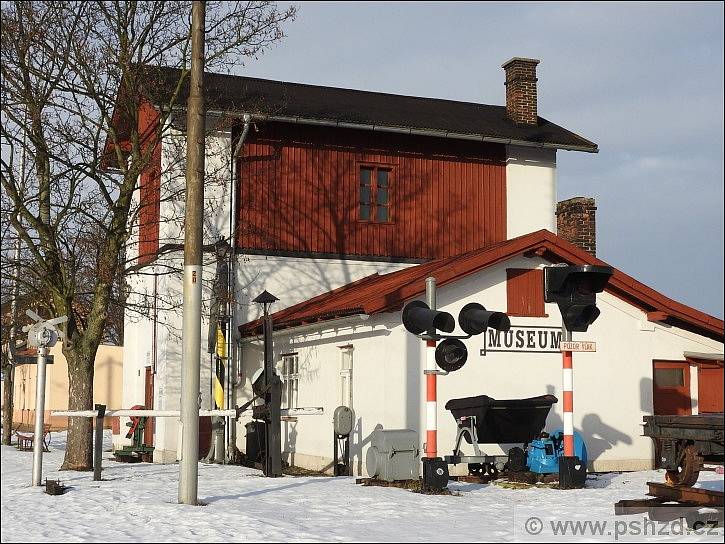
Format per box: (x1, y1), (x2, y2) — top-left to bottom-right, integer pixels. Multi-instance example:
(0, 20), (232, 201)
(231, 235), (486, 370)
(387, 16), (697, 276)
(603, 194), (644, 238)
(61, 349), (95, 470)
(2, 363), (14, 445)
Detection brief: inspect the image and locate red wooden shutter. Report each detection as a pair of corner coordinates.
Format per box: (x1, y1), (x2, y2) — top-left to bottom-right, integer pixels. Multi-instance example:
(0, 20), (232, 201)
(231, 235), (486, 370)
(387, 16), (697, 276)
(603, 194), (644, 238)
(506, 268), (546, 317)
(138, 164), (160, 265)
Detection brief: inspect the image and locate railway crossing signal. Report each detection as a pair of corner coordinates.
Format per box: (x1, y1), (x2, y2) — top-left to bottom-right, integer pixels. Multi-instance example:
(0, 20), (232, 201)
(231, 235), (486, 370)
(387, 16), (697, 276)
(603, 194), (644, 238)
(458, 302), (510, 336)
(544, 264), (614, 332)
(543, 264), (613, 488)
(402, 278), (510, 492)
(434, 338), (468, 373)
(402, 300), (455, 335)
(402, 299), (509, 373)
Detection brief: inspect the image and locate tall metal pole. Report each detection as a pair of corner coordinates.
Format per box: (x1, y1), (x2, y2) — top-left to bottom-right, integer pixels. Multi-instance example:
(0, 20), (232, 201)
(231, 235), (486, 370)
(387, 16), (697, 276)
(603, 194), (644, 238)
(561, 327), (574, 457)
(31, 346), (49, 486)
(179, 0), (206, 506)
(424, 277), (437, 458)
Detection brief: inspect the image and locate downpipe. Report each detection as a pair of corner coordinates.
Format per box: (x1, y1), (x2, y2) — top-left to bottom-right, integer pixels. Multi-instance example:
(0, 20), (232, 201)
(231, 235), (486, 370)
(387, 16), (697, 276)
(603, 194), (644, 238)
(227, 114), (251, 460)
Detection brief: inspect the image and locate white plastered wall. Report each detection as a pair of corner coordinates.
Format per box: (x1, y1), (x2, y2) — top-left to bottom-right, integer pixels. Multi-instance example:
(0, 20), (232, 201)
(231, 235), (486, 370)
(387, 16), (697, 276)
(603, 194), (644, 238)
(237, 255), (723, 474)
(234, 255), (412, 325)
(117, 270), (154, 450)
(506, 146), (557, 238)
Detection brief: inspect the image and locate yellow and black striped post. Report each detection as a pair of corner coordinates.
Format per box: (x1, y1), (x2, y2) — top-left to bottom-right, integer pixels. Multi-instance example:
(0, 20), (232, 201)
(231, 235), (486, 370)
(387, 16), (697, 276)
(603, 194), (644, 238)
(211, 323), (226, 463)
(213, 324), (226, 410)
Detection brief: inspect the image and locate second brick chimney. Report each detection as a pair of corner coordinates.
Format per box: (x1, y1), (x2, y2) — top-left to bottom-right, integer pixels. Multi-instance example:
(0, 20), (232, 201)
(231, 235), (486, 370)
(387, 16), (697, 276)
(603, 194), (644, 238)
(556, 197), (597, 256)
(502, 57), (540, 125)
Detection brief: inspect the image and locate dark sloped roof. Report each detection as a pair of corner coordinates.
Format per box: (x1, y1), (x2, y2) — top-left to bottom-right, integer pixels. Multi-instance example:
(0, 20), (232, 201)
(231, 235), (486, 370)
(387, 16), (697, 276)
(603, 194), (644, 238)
(144, 65), (598, 152)
(238, 230), (724, 342)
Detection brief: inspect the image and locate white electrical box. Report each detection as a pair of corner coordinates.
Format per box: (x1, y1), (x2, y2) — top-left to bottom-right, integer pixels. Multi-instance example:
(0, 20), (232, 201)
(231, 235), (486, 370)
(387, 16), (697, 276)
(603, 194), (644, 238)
(333, 406), (354, 435)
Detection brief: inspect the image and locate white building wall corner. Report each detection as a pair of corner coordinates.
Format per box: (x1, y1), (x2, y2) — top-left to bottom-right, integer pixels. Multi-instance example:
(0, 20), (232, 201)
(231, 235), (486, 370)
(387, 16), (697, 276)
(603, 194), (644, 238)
(505, 145), (557, 238)
(116, 269), (154, 451)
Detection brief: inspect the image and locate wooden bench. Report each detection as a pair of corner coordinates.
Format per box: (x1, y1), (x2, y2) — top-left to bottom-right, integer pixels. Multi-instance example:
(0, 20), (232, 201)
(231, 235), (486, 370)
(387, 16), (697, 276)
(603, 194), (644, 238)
(15, 423), (52, 452)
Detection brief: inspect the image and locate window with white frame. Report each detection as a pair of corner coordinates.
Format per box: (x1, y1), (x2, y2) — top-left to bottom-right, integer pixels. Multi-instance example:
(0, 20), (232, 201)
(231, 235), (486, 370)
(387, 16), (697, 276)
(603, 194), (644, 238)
(339, 346), (353, 408)
(280, 353), (299, 409)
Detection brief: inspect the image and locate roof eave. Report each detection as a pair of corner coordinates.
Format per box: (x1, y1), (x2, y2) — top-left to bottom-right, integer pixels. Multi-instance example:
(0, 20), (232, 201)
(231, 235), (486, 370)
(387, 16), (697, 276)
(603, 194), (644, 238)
(166, 106), (599, 153)
(239, 312), (371, 341)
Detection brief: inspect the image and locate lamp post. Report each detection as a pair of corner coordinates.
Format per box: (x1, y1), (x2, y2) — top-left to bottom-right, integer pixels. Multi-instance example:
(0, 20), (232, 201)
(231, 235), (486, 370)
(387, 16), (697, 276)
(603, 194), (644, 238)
(252, 290), (282, 477)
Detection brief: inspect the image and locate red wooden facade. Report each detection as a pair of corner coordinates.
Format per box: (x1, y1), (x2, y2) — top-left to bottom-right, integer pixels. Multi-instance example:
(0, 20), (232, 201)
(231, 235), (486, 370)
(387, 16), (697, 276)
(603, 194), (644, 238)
(137, 103), (162, 265)
(237, 123), (507, 260)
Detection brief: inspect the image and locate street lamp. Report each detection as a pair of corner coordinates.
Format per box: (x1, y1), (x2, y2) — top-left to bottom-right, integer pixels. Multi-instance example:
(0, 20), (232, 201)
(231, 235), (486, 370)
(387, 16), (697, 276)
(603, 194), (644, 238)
(253, 290), (279, 319)
(252, 290), (282, 477)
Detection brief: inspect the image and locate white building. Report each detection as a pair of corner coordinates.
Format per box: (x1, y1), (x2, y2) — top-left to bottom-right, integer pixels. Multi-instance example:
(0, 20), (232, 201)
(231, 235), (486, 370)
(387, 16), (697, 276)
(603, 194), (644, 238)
(116, 58), (724, 470)
(236, 230), (724, 474)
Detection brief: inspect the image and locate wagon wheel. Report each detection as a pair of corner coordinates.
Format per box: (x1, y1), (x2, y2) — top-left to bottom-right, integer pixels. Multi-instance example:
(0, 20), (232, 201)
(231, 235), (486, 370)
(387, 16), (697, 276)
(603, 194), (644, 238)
(665, 444), (702, 487)
(468, 463), (486, 476)
(486, 463), (499, 479)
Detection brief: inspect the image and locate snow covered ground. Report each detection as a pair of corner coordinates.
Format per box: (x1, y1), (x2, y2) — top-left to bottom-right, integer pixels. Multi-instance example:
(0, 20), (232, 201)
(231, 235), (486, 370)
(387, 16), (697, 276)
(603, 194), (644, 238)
(1, 432), (722, 542)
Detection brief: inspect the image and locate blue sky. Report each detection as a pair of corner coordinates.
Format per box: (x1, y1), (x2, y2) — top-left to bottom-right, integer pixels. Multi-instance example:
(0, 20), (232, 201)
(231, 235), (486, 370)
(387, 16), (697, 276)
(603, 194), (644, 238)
(237, 1), (724, 317)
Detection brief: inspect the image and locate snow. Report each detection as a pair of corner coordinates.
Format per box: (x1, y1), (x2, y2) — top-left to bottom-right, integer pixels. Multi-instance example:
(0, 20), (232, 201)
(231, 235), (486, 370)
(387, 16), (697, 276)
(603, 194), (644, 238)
(1, 432), (722, 542)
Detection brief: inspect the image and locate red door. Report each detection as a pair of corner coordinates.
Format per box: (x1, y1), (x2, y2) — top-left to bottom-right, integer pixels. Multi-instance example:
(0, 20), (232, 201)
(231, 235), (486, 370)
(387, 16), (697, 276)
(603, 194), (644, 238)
(144, 367), (154, 447)
(652, 361), (692, 415)
(698, 363), (724, 413)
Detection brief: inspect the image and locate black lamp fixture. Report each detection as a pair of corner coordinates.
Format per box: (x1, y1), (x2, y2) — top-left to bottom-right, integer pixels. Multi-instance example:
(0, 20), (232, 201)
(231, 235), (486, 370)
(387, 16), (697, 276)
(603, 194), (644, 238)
(253, 290), (279, 318)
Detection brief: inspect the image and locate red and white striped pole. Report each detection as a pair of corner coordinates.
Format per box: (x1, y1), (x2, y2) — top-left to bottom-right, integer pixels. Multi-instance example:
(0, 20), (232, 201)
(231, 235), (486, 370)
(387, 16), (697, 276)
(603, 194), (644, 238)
(562, 327), (574, 457)
(425, 339), (437, 457)
(425, 277), (437, 458)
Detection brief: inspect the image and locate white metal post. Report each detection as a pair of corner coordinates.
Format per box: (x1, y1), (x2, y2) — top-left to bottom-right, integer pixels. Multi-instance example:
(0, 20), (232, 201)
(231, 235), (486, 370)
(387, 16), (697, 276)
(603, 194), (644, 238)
(31, 346), (49, 486)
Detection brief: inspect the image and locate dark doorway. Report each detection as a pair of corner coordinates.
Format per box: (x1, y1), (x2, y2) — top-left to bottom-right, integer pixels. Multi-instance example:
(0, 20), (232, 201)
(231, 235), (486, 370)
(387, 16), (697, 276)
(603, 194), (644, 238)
(199, 417), (212, 459)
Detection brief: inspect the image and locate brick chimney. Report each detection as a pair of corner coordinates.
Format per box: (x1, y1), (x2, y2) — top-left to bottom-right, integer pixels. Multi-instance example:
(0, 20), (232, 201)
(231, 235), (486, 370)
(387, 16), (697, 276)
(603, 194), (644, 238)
(556, 197), (597, 256)
(502, 57), (540, 125)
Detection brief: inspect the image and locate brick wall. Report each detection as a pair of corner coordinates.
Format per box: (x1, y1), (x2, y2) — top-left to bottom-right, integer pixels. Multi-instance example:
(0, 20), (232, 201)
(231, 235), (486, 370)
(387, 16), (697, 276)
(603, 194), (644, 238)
(556, 197), (597, 256)
(502, 57), (540, 126)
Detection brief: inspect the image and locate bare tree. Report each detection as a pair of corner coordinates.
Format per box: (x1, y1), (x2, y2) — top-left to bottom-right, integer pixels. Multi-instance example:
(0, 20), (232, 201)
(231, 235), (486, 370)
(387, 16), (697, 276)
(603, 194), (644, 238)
(0, 1), (296, 469)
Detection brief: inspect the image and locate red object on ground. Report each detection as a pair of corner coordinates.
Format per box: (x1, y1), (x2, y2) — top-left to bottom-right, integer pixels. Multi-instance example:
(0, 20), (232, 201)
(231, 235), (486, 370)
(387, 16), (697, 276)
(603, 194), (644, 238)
(125, 405), (146, 439)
